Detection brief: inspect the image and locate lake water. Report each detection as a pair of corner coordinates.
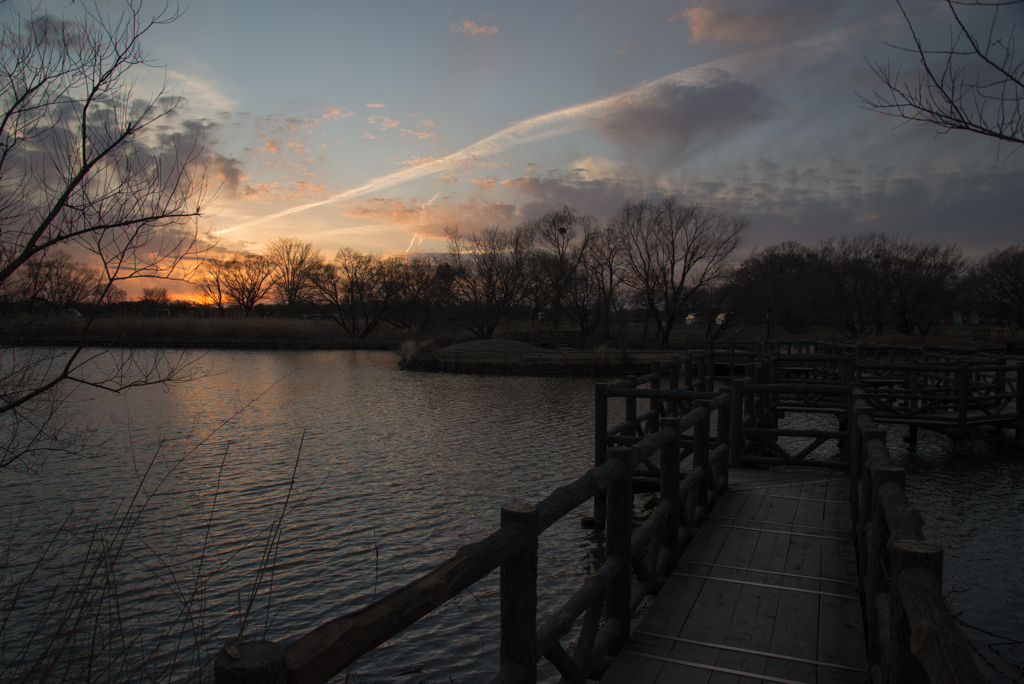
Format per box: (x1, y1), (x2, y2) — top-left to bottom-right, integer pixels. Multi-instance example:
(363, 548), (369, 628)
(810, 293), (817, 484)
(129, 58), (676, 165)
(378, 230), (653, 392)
(2, 350), (1021, 682)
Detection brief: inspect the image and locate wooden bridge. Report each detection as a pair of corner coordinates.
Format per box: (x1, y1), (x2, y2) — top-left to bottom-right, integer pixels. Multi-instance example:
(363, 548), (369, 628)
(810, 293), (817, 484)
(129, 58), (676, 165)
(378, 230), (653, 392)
(214, 345), (1021, 684)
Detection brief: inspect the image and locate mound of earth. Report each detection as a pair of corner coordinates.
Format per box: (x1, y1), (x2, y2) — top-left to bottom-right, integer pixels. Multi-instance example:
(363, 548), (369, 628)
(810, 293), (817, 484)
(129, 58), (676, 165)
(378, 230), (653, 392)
(443, 339), (553, 353)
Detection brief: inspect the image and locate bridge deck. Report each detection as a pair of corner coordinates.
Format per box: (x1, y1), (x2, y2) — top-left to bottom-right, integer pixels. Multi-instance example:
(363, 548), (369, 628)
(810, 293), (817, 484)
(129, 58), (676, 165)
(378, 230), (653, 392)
(601, 469), (866, 684)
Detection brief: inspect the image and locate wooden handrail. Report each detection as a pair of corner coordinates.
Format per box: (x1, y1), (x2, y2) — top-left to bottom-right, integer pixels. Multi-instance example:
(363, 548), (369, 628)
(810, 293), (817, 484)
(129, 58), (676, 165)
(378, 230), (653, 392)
(850, 393), (985, 683)
(218, 346), (1019, 683)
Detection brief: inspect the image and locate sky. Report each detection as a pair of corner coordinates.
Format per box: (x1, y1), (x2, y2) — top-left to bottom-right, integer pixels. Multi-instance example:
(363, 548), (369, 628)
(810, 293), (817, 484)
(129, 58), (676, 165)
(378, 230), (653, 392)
(14, 0), (1024, 296)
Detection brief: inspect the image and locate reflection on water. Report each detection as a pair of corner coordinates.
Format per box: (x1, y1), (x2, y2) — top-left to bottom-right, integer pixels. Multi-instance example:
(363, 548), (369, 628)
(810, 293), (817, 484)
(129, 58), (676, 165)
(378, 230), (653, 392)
(3, 350), (616, 683)
(3, 350), (1021, 682)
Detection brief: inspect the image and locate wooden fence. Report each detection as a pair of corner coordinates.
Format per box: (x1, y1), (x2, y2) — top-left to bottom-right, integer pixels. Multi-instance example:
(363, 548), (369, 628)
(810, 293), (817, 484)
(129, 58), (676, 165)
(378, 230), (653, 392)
(215, 355), (734, 684)
(849, 391), (985, 683)
(214, 347), (1018, 683)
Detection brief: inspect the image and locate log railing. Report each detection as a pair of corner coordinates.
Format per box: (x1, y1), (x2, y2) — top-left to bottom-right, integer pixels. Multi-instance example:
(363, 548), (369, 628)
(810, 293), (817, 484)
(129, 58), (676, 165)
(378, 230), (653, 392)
(215, 359), (734, 684)
(214, 346), (1020, 683)
(849, 390), (985, 683)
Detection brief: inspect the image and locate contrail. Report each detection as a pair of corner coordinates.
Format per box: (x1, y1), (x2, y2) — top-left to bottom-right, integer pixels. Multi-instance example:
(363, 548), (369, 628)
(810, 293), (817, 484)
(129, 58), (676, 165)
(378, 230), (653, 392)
(405, 191), (439, 253)
(217, 18), (889, 236)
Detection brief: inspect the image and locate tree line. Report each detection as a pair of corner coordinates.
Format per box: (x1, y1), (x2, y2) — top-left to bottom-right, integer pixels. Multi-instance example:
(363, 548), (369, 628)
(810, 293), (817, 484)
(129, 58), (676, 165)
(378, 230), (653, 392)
(187, 197), (1023, 342)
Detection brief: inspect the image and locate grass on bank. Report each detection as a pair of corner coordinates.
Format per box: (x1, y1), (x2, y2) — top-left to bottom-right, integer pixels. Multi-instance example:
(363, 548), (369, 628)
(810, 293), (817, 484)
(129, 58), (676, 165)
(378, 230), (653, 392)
(1, 311), (1014, 348)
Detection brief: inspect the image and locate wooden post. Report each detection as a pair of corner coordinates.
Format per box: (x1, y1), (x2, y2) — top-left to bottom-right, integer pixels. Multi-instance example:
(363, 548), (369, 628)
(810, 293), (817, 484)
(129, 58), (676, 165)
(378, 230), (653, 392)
(214, 641), (286, 684)
(606, 447), (633, 654)
(849, 393), (865, 531)
(706, 350), (716, 389)
(593, 384), (608, 527)
(716, 389), (730, 450)
(730, 378), (745, 468)
(866, 462), (905, 669)
(684, 355), (693, 388)
(694, 401), (711, 504)
(660, 418), (681, 569)
(957, 364), (969, 438)
(717, 393), (731, 491)
(625, 375), (638, 437)
(649, 361), (661, 434)
(907, 367), (919, 447)
(500, 503), (539, 683)
(1017, 362), (1024, 442)
(995, 358), (1006, 399)
(887, 540), (943, 684)
(743, 363), (756, 441)
(669, 358), (680, 416)
(769, 355), (780, 431)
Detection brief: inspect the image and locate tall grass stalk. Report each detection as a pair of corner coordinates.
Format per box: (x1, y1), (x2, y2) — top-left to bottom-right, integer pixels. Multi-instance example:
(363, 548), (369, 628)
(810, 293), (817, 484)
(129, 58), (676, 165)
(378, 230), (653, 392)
(0, 383), (309, 683)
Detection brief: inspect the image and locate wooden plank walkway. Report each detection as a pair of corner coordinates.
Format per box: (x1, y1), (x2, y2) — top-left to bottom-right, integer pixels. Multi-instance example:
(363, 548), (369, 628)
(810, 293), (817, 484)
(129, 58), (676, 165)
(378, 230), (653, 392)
(601, 469), (866, 684)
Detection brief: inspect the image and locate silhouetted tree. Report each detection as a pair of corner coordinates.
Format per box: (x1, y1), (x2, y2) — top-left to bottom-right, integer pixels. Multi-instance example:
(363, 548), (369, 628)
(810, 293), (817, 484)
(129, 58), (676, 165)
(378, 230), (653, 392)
(530, 206), (594, 331)
(818, 234), (895, 337)
(264, 237), (323, 312)
(733, 242), (821, 338)
(194, 258), (229, 316)
(139, 287), (170, 307)
(309, 249), (402, 338)
(223, 255), (275, 317)
(446, 225), (534, 339)
(387, 257), (443, 331)
(967, 244), (1024, 328)
(882, 240), (966, 335)
(614, 197), (747, 345)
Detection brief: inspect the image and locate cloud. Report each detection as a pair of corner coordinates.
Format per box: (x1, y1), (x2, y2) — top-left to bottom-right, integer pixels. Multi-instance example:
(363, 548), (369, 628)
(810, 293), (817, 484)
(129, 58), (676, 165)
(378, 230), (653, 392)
(239, 179), (328, 204)
(469, 178), (495, 190)
(205, 153), (247, 193)
(166, 69), (240, 113)
(680, 0), (841, 44)
(338, 195), (518, 237)
(401, 128), (437, 140)
(450, 19), (498, 35)
(317, 105), (353, 120)
(368, 115), (400, 130)
(500, 173), (638, 222)
(422, 120), (437, 127)
(218, 20), (883, 234)
(366, 103), (386, 108)
(591, 75), (774, 158)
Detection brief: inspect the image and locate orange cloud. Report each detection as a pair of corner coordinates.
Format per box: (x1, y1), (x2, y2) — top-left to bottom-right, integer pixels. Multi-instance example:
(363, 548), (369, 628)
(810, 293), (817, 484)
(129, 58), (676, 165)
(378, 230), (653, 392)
(338, 195), (518, 237)
(470, 178), (495, 190)
(368, 115), (400, 130)
(366, 103), (386, 108)
(400, 155), (442, 166)
(679, 1), (839, 44)
(240, 180), (327, 204)
(317, 105), (353, 120)
(262, 140), (280, 154)
(400, 128), (436, 140)
(450, 19), (498, 35)
(422, 120), (437, 127)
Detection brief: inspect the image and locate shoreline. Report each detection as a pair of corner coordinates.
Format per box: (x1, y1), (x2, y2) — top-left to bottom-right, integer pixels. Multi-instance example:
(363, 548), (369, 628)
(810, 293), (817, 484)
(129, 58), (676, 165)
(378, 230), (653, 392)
(3, 336), (404, 351)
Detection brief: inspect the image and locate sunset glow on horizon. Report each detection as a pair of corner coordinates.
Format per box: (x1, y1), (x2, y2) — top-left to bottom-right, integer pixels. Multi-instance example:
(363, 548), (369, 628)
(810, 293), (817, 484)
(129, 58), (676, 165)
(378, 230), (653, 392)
(17, 0), (1019, 301)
